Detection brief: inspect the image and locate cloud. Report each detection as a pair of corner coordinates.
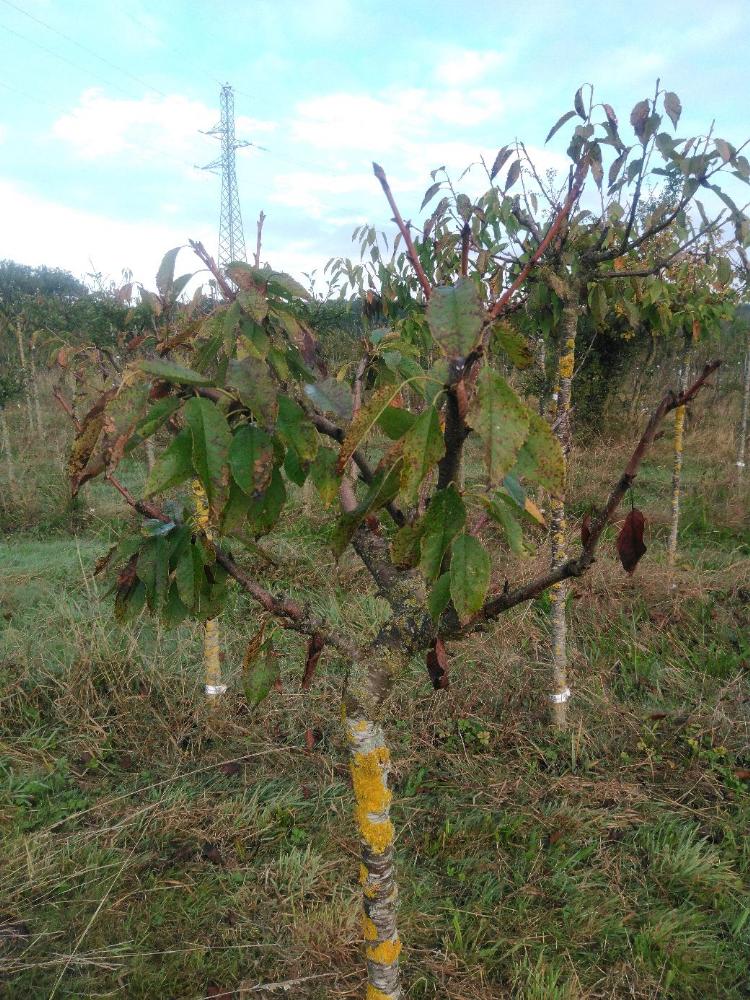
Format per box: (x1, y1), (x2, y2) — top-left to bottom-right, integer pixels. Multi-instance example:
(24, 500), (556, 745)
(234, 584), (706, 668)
(290, 86), (505, 155)
(0, 177), (212, 289)
(433, 48), (506, 86)
(52, 90), (276, 168)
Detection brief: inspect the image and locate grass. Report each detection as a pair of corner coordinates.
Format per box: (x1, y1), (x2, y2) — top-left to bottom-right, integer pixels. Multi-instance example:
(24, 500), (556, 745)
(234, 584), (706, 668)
(0, 386), (749, 998)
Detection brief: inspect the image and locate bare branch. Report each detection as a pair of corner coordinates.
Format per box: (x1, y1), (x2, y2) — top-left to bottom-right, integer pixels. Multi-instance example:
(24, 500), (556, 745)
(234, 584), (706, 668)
(189, 239), (237, 301)
(373, 162), (433, 299)
(254, 210), (266, 268)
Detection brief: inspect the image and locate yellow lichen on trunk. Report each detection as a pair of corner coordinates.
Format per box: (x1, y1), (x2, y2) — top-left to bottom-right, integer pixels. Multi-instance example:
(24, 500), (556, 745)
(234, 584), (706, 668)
(346, 713), (402, 1000)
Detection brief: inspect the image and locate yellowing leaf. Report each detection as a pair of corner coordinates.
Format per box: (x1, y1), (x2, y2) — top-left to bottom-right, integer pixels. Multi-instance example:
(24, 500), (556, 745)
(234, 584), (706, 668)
(467, 369), (530, 485)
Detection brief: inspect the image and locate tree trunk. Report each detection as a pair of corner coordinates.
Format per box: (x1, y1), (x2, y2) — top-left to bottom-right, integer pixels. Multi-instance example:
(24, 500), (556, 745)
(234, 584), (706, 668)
(737, 329), (750, 475)
(548, 297), (578, 729)
(192, 480), (226, 698)
(29, 347), (44, 437)
(145, 438), (156, 474)
(15, 321), (34, 434)
(345, 712), (402, 999)
(667, 351), (690, 567)
(1, 408), (16, 489)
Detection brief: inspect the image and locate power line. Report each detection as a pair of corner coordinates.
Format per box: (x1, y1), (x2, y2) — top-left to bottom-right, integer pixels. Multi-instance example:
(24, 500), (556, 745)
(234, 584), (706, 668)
(0, 0), (168, 97)
(0, 21), (135, 99)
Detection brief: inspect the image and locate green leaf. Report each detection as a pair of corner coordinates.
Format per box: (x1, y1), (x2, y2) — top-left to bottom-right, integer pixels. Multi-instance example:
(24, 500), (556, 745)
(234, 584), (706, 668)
(420, 181), (442, 211)
(426, 278), (484, 360)
(277, 396), (318, 464)
(135, 397), (181, 440)
(512, 410), (565, 494)
(377, 405), (417, 439)
(467, 369), (530, 485)
(163, 583), (190, 627)
(309, 446), (340, 507)
(156, 246), (181, 296)
(243, 641), (279, 707)
(229, 425), (274, 497)
(449, 533), (491, 622)
(419, 484), (466, 581)
(428, 571), (452, 623)
(184, 397), (232, 514)
(175, 538), (198, 608)
(227, 356), (278, 430)
(138, 358), (213, 386)
(391, 522), (423, 568)
(663, 91), (682, 129)
(545, 109), (577, 144)
(486, 498), (525, 554)
(492, 324), (535, 369)
(502, 473), (525, 508)
(399, 405), (445, 504)
(237, 286), (269, 323)
(144, 428), (194, 497)
(283, 446), (307, 486)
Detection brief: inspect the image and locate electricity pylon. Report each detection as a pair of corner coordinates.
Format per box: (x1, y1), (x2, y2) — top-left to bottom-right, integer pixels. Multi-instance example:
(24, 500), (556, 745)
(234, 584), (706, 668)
(199, 84), (251, 269)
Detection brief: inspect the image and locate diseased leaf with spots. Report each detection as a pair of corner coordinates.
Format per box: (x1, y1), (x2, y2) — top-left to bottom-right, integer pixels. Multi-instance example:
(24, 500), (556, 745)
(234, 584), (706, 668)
(391, 522), (423, 569)
(229, 425), (274, 497)
(399, 405), (445, 504)
(512, 410), (565, 494)
(426, 278), (484, 360)
(664, 91), (682, 129)
(337, 384), (402, 473)
(303, 378), (353, 420)
(617, 508), (647, 574)
(419, 484), (466, 581)
(449, 532), (491, 622)
(227, 356), (278, 430)
(307, 446), (339, 507)
(467, 369), (530, 485)
(492, 323), (535, 369)
(184, 397), (232, 515)
(144, 428), (194, 497)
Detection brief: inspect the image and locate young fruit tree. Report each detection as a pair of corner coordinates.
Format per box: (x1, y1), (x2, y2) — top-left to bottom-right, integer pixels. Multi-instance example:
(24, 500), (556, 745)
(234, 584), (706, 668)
(61, 88), (746, 997)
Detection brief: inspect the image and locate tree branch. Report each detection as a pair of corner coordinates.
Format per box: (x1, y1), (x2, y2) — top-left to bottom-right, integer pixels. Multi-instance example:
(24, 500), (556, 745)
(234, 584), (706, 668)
(189, 240), (237, 301)
(254, 211), (266, 268)
(373, 162), (432, 300)
(451, 361), (721, 635)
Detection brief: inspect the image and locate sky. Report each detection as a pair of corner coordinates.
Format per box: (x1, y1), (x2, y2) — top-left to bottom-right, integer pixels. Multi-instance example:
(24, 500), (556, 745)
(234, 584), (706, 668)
(0, 0), (748, 292)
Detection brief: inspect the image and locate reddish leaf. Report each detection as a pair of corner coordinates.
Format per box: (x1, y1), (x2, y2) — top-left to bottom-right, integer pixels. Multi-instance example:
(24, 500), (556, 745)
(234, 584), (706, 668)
(581, 513), (592, 547)
(603, 103), (618, 128)
(734, 768), (750, 781)
(617, 509), (647, 574)
(301, 633), (325, 690)
(201, 842), (224, 866)
(425, 637), (450, 690)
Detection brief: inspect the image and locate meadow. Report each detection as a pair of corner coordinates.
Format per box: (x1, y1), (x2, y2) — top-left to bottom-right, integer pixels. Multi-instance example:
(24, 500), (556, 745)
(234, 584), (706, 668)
(1, 371), (748, 999)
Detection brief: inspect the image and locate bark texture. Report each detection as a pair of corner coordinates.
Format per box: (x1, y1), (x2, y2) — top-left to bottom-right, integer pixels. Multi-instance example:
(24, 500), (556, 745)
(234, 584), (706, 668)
(345, 714), (402, 1000)
(667, 355), (689, 567)
(737, 329), (750, 474)
(1, 409), (16, 490)
(193, 480), (226, 697)
(548, 296), (578, 728)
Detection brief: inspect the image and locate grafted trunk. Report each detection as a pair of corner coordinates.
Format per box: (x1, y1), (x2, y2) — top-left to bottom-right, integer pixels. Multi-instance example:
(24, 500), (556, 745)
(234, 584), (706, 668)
(345, 712), (402, 1000)
(737, 329), (750, 474)
(192, 480), (226, 697)
(548, 296), (578, 729)
(667, 352), (689, 568)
